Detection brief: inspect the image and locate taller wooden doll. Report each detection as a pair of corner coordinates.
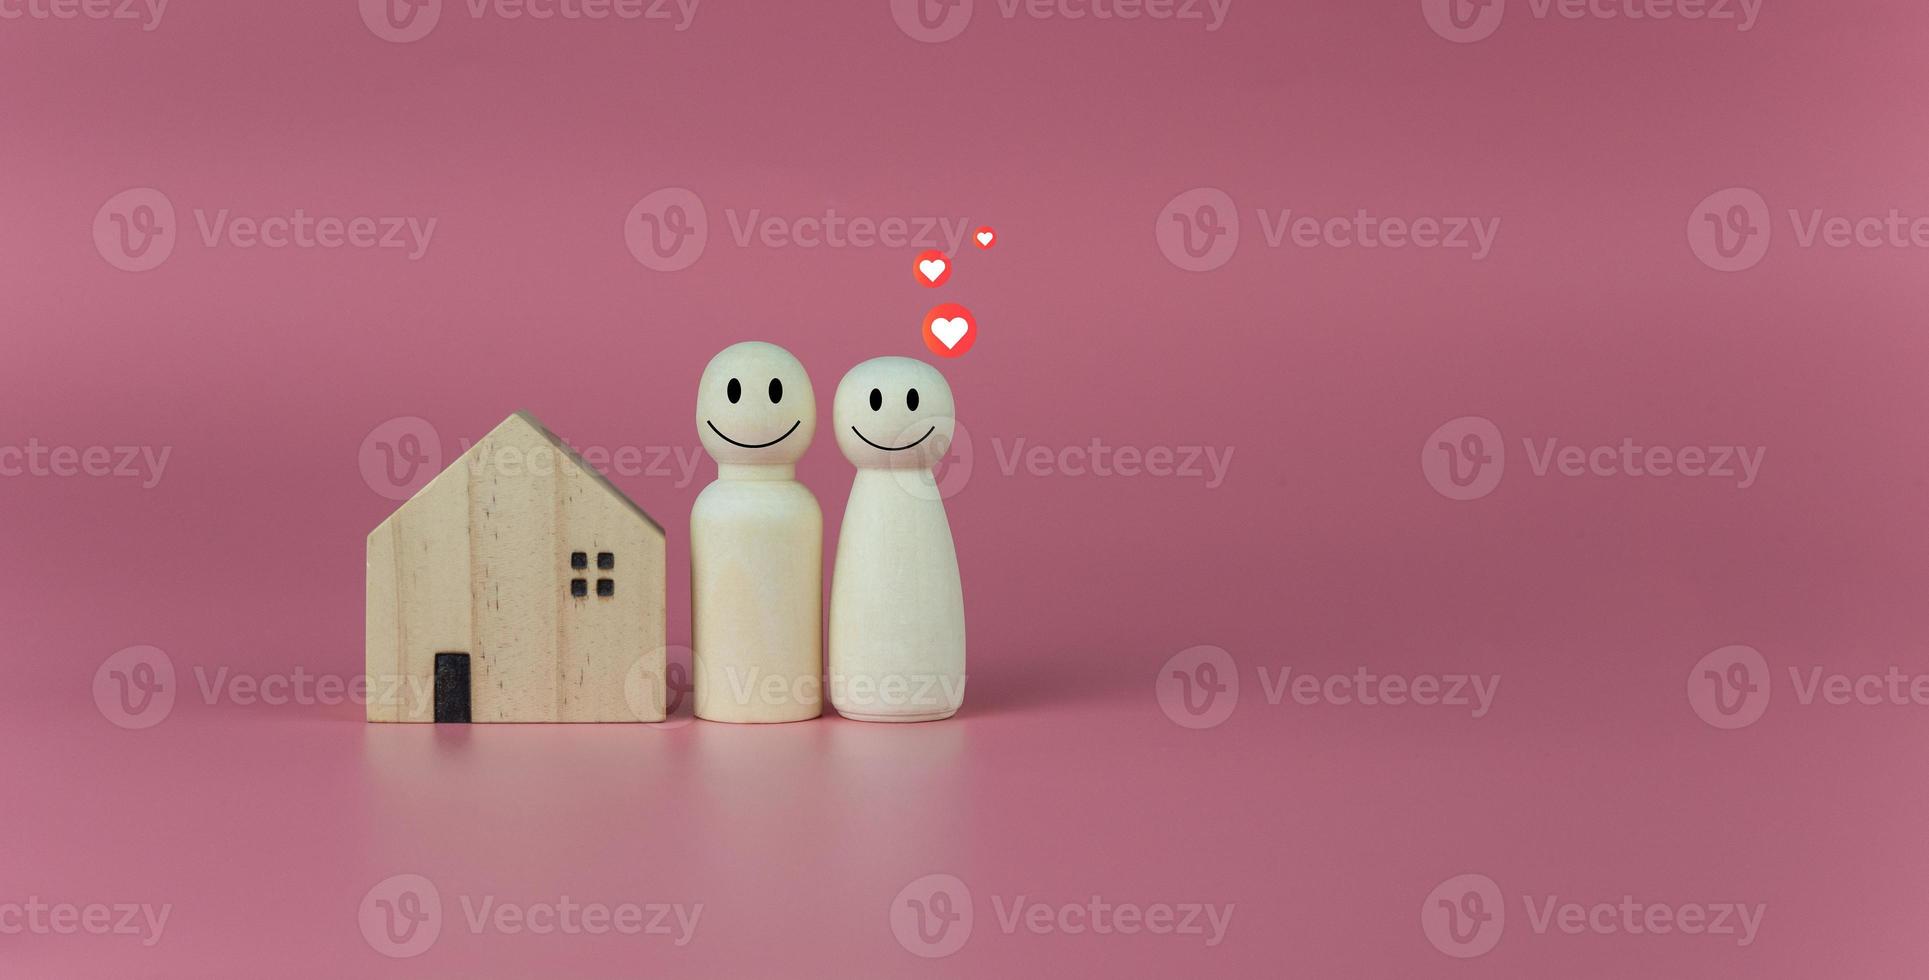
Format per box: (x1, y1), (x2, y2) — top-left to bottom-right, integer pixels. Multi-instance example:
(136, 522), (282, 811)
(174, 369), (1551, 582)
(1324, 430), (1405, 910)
(828, 357), (965, 722)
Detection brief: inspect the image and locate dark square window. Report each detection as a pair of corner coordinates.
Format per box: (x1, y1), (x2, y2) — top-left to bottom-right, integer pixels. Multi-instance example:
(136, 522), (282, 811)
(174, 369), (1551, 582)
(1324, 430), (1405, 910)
(597, 552), (615, 570)
(596, 578), (614, 597)
(570, 552), (588, 570)
(570, 578), (588, 597)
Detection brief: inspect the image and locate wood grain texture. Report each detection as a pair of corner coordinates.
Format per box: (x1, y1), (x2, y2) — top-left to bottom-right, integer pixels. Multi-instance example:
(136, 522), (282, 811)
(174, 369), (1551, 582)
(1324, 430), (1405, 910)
(365, 412), (666, 722)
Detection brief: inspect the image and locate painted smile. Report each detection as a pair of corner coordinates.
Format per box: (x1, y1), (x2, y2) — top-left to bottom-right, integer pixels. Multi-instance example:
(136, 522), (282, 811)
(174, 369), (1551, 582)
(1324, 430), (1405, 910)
(852, 425), (935, 452)
(707, 419), (800, 449)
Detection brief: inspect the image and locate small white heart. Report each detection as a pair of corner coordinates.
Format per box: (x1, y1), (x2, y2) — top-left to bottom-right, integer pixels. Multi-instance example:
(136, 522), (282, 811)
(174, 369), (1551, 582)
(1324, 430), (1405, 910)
(976, 231), (994, 246)
(919, 258), (946, 282)
(932, 317), (969, 349)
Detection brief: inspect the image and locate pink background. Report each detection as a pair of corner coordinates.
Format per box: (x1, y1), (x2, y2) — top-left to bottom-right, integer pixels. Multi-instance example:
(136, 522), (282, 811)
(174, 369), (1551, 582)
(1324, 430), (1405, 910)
(6, 0), (1929, 975)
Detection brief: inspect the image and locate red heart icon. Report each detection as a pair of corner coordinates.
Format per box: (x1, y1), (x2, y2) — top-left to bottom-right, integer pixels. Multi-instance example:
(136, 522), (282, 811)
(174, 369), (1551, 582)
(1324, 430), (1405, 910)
(972, 227), (996, 249)
(913, 249), (951, 287)
(922, 303), (976, 358)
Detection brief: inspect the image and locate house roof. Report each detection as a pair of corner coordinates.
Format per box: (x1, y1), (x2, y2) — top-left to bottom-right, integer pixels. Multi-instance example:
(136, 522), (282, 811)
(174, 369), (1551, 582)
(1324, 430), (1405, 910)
(370, 410), (664, 538)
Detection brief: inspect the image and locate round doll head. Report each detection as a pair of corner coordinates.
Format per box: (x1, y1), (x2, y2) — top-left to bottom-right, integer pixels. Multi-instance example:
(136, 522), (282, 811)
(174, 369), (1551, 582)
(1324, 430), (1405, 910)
(696, 342), (815, 466)
(833, 357), (956, 469)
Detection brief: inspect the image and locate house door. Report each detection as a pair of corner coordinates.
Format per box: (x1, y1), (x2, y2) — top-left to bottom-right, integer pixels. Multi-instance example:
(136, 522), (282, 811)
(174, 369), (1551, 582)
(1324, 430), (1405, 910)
(433, 653), (471, 723)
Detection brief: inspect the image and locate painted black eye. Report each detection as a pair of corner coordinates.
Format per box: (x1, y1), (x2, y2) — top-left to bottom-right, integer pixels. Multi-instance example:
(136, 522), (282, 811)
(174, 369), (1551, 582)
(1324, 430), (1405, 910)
(907, 388), (920, 411)
(726, 378), (741, 404)
(769, 378), (783, 403)
(869, 388), (882, 411)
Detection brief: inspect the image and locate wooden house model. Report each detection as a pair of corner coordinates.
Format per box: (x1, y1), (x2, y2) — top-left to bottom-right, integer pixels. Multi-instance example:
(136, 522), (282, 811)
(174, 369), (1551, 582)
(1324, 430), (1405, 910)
(365, 411), (666, 722)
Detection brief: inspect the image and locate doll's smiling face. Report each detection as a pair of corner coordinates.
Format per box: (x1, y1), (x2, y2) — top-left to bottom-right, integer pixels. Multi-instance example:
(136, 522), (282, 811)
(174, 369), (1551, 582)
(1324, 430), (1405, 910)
(834, 357), (955, 469)
(697, 342), (815, 466)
